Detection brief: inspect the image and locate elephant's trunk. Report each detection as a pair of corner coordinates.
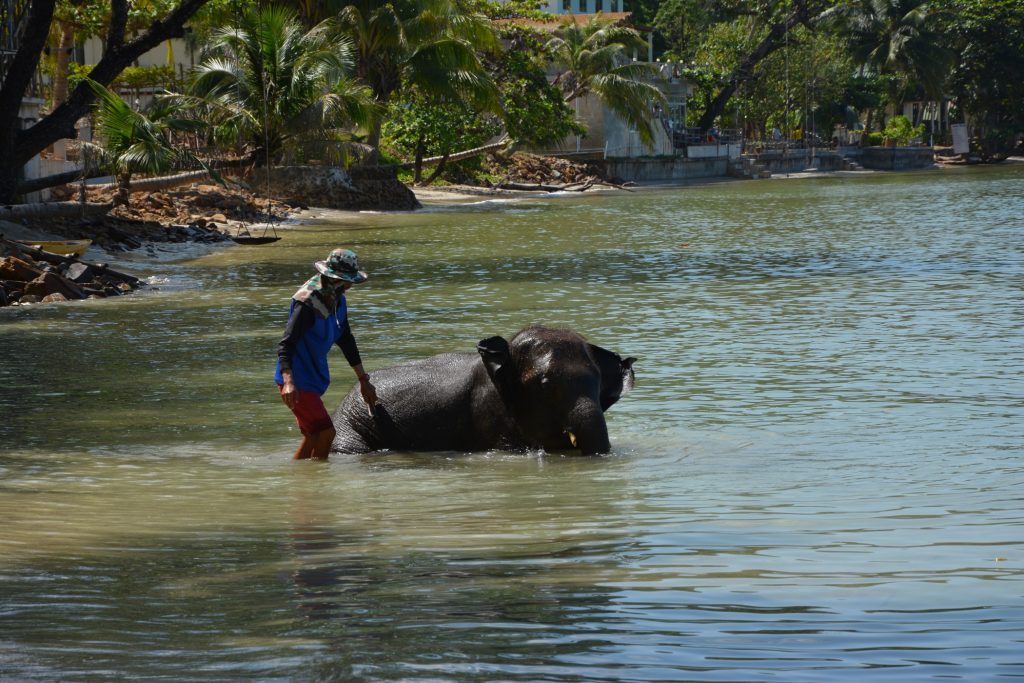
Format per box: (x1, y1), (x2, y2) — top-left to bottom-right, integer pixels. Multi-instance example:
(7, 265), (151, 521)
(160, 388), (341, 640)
(567, 397), (610, 455)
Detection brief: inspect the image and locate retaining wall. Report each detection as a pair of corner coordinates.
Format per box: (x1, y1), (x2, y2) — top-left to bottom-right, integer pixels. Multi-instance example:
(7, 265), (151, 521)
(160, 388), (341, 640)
(601, 157), (728, 182)
(859, 147), (935, 170)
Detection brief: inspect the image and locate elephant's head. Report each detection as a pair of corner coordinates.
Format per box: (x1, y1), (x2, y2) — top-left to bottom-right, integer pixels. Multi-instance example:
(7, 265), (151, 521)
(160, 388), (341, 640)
(477, 326), (636, 455)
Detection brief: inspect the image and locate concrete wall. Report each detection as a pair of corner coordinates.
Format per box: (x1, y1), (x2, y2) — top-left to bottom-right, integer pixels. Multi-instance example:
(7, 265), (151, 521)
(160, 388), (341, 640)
(602, 157), (728, 182)
(686, 143), (742, 159)
(753, 150), (848, 173)
(860, 147), (935, 170)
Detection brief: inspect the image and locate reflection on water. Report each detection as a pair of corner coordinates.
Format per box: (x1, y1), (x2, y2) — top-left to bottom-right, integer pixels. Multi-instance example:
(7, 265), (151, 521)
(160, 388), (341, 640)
(1, 166), (1023, 680)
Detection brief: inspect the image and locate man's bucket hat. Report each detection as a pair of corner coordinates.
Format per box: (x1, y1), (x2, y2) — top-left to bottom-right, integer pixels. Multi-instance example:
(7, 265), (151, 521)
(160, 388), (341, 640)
(315, 248), (368, 284)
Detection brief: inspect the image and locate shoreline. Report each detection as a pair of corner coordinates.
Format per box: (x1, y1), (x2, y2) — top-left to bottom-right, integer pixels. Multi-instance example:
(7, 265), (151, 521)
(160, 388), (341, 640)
(5, 157), (1022, 299)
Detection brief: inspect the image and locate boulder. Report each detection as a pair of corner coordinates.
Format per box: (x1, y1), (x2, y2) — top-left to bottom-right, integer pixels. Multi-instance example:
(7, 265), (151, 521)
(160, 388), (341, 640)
(65, 262), (95, 283)
(247, 165), (421, 212)
(41, 292), (69, 304)
(0, 256), (42, 281)
(24, 271), (86, 300)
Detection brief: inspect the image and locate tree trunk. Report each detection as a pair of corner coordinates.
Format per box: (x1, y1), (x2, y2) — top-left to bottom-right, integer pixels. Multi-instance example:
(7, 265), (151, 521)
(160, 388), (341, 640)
(419, 154), (449, 186)
(115, 172), (131, 207)
(412, 136), (426, 185)
(52, 20), (75, 107)
(0, 0), (213, 204)
(697, 1), (820, 131)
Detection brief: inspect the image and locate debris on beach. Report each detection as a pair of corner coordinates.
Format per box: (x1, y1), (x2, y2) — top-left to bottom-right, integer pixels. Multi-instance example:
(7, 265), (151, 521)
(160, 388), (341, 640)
(43, 181), (299, 251)
(480, 152), (632, 192)
(0, 236), (144, 307)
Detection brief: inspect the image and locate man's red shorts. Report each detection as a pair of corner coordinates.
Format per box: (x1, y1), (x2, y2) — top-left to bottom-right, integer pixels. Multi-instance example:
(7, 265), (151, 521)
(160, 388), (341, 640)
(279, 385), (334, 435)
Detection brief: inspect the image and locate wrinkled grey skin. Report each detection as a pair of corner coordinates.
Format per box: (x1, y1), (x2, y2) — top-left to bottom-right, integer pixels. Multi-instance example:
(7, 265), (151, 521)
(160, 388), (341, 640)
(332, 326), (636, 455)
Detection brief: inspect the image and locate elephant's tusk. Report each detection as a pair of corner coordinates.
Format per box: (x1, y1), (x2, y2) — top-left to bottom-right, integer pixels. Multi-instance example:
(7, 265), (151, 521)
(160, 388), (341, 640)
(567, 431), (578, 448)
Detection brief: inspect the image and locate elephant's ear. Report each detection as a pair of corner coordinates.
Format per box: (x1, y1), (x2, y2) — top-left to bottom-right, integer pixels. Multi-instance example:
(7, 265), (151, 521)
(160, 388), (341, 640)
(478, 336), (513, 390)
(589, 344), (637, 411)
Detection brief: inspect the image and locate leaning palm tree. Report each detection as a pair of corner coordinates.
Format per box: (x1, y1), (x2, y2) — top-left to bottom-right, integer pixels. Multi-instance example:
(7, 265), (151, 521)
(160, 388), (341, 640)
(83, 80), (216, 207)
(842, 0), (951, 125)
(186, 5), (376, 166)
(546, 16), (666, 147)
(334, 0), (501, 158)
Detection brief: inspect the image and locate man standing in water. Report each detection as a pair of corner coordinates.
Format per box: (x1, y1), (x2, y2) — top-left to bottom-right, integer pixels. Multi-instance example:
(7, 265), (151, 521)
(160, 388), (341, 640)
(275, 248), (377, 459)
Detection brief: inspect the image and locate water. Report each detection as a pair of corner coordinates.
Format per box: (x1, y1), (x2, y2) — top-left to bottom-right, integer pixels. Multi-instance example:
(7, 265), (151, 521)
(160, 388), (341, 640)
(2, 166), (1023, 681)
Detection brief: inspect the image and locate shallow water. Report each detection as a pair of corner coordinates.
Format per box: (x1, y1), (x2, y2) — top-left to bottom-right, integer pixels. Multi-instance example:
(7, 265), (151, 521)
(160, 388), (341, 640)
(2, 166), (1023, 681)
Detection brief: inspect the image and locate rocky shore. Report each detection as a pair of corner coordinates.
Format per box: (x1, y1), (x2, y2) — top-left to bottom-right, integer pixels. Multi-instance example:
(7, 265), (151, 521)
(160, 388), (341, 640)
(0, 176), (308, 307)
(0, 235), (144, 306)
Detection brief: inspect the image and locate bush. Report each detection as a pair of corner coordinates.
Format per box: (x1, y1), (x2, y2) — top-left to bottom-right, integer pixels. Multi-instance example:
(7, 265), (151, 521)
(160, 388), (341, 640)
(882, 115), (925, 146)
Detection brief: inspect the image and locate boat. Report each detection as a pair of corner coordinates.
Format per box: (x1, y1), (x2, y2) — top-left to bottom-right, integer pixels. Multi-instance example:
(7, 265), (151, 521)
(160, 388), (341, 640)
(16, 239), (93, 258)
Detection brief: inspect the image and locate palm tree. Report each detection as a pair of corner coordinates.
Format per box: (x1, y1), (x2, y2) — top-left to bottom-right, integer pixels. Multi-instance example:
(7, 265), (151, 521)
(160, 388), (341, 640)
(842, 0), (951, 126)
(84, 80), (215, 207)
(334, 0), (500, 158)
(546, 16), (666, 146)
(186, 5), (375, 166)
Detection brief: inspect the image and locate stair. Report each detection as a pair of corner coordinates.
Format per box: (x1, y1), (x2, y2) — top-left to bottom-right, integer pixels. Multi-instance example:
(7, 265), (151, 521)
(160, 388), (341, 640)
(732, 157), (772, 179)
(841, 156), (864, 171)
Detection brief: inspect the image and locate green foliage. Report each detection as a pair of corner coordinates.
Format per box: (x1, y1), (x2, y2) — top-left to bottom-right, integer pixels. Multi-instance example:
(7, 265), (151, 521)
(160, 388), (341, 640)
(469, 0), (550, 21)
(118, 65), (179, 90)
(69, 64), (179, 94)
(943, 0), (1024, 152)
(54, 0), (234, 38)
(546, 16), (665, 146)
(382, 92), (501, 161)
(488, 27), (583, 145)
(83, 79), (218, 205)
(334, 0), (501, 154)
(840, 0), (952, 108)
(184, 5), (375, 165)
(865, 131), (885, 145)
(881, 114), (924, 144)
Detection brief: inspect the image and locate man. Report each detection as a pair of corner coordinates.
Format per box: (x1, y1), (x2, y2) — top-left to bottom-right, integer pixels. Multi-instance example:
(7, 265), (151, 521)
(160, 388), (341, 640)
(275, 248), (377, 459)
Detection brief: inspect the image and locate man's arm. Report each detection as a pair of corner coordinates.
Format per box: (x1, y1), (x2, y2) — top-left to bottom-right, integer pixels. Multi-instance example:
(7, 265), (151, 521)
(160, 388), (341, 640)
(278, 303), (315, 408)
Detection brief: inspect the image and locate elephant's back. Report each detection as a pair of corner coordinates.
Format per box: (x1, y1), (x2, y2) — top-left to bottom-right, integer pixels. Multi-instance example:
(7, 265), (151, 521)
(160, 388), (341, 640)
(332, 351), (493, 452)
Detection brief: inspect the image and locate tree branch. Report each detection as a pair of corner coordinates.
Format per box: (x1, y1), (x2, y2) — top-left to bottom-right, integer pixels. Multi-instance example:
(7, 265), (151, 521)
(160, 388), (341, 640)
(13, 0), (212, 167)
(108, 0), (129, 49)
(0, 0), (57, 130)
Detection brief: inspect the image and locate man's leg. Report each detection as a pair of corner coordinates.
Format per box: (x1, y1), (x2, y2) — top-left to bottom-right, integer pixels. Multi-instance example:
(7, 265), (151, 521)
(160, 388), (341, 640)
(289, 389), (335, 460)
(293, 428), (315, 460)
(309, 427), (337, 460)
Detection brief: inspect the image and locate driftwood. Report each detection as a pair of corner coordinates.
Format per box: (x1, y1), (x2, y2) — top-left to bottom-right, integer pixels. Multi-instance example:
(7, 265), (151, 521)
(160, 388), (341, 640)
(496, 176), (635, 193)
(0, 234), (140, 286)
(0, 201), (112, 220)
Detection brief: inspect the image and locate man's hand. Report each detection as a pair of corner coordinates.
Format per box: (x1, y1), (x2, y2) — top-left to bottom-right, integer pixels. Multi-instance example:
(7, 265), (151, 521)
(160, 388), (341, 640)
(359, 375), (377, 416)
(281, 373), (298, 409)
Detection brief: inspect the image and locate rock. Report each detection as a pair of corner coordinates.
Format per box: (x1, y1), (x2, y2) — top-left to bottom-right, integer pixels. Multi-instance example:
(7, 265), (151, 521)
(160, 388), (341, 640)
(66, 262), (94, 283)
(24, 271), (86, 300)
(0, 256), (43, 281)
(18, 294), (41, 304)
(41, 292), (68, 304)
(245, 165), (421, 211)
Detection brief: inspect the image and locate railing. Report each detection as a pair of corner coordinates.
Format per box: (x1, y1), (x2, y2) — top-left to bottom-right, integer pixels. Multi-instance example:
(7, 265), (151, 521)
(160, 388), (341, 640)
(1, 0), (31, 87)
(668, 126), (743, 147)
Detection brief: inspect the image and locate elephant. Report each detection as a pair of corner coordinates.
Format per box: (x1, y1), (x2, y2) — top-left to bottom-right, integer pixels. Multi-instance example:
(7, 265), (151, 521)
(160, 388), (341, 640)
(331, 325), (636, 455)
